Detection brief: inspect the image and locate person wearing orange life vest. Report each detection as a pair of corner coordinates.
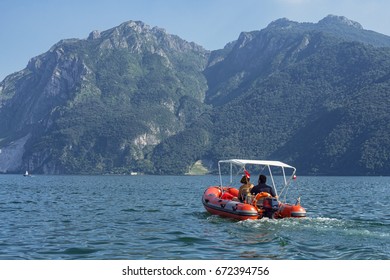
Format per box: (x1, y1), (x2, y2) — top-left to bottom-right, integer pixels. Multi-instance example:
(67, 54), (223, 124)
(238, 170), (253, 202)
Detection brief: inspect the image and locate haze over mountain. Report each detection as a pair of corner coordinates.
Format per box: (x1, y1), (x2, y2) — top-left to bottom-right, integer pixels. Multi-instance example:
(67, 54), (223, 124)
(1, 15), (390, 175)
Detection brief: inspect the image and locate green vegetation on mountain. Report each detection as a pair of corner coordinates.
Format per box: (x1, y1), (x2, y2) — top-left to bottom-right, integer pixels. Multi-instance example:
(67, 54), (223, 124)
(1, 15), (390, 175)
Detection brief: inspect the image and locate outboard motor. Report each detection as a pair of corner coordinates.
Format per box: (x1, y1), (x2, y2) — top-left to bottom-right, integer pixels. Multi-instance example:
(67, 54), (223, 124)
(262, 197), (279, 219)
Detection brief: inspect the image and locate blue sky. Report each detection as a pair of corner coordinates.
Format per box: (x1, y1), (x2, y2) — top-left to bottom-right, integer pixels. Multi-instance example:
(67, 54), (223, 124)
(1, 0), (390, 80)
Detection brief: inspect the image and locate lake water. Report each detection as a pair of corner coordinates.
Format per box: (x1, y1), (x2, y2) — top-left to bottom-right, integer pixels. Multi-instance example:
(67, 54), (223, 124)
(0, 175), (389, 260)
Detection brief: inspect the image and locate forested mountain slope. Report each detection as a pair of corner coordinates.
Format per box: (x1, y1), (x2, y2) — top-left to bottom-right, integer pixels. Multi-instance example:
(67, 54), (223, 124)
(1, 15), (389, 175)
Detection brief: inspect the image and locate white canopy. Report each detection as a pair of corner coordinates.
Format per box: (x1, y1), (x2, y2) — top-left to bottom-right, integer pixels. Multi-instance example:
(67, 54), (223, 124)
(218, 159), (295, 170)
(217, 159), (297, 196)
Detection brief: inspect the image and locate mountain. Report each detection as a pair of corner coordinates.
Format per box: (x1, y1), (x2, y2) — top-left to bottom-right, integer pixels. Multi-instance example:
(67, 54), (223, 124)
(0, 21), (209, 174)
(1, 15), (390, 175)
(205, 15), (390, 105)
(204, 15), (390, 175)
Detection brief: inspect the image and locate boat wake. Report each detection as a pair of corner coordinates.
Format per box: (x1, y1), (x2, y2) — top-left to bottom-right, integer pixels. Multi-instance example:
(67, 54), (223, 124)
(238, 216), (390, 239)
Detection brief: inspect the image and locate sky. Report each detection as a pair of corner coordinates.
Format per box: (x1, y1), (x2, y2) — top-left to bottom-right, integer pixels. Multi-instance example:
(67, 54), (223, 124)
(1, 0), (390, 81)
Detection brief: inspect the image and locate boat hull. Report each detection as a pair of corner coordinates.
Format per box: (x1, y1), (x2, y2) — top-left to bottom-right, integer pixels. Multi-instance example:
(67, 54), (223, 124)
(277, 203), (307, 218)
(202, 186), (306, 220)
(202, 186), (259, 220)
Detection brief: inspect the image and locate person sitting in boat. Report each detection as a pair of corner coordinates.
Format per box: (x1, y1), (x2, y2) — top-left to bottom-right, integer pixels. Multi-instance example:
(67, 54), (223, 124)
(251, 174), (276, 197)
(238, 172), (254, 202)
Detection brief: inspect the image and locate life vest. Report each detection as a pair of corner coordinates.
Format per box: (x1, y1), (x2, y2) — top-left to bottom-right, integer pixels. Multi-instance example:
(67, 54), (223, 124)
(252, 192), (271, 207)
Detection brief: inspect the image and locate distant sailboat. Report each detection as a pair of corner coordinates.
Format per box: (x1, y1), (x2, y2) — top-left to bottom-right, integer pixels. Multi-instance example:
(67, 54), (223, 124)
(23, 171), (30, 177)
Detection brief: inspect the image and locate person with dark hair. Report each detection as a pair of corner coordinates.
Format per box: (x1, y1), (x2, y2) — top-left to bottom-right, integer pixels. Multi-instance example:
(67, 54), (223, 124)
(250, 174), (276, 197)
(238, 173), (253, 202)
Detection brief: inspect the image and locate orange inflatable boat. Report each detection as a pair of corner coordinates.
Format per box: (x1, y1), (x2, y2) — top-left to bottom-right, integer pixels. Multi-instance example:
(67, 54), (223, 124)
(202, 159), (306, 220)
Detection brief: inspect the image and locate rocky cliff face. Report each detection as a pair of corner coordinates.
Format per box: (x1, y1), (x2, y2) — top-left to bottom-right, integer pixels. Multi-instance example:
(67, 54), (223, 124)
(0, 38), (90, 173)
(0, 20), (209, 174)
